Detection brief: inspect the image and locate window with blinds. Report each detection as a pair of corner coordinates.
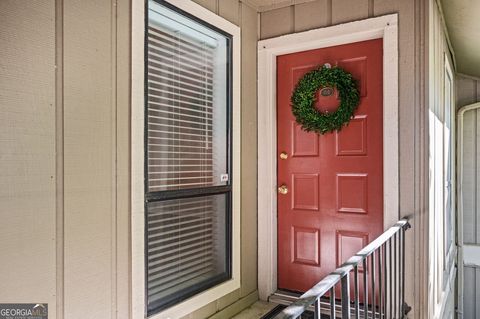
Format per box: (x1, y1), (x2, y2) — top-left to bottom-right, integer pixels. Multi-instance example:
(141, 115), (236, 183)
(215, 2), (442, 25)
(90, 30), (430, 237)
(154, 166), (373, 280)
(145, 0), (232, 315)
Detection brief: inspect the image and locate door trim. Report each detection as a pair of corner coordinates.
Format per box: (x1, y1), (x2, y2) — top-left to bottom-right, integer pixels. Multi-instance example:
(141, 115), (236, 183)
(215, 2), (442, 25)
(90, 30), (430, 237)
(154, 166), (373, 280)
(257, 14), (399, 300)
(456, 101), (480, 319)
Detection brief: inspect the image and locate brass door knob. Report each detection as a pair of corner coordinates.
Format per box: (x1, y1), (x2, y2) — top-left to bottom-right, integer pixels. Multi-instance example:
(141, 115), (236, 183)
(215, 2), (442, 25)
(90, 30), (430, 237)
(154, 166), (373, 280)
(279, 152), (288, 160)
(278, 185), (288, 195)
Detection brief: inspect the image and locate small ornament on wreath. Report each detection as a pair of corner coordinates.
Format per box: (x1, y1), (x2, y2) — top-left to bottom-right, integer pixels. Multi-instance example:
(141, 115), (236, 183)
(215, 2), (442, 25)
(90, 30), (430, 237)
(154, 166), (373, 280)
(290, 64), (360, 134)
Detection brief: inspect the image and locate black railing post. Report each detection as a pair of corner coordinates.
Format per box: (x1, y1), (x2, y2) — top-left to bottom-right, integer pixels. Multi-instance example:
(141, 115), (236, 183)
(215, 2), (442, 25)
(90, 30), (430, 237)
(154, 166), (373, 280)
(378, 248), (383, 319)
(372, 253), (376, 319)
(394, 232), (398, 319)
(383, 244), (387, 319)
(389, 238), (393, 319)
(330, 286), (336, 319)
(314, 298), (320, 319)
(401, 223), (410, 318)
(363, 258), (368, 319)
(341, 274), (351, 319)
(354, 266), (360, 319)
(399, 230), (403, 319)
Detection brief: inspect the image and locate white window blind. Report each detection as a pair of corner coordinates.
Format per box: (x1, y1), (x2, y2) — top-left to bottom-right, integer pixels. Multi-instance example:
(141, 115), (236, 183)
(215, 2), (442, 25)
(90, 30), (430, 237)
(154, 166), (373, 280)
(145, 1), (232, 314)
(147, 3), (228, 193)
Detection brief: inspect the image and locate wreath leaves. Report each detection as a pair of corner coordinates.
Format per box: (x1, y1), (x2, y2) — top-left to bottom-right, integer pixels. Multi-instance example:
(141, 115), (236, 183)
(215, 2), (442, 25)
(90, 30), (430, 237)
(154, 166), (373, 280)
(291, 66), (360, 134)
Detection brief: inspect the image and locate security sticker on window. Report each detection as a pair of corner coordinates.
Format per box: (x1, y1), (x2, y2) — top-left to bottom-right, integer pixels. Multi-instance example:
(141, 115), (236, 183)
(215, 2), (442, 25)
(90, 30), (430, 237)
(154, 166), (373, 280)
(0, 304), (48, 319)
(221, 174), (229, 182)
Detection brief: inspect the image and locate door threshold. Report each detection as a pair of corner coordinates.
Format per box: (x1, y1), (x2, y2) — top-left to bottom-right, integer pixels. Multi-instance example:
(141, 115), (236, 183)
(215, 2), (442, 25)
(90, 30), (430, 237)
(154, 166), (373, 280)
(269, 290), (307, 307)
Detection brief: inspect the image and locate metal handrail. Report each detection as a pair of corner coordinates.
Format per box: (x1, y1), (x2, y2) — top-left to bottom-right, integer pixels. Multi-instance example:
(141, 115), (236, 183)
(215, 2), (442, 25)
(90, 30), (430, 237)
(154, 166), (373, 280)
(274, 218), (411, 319)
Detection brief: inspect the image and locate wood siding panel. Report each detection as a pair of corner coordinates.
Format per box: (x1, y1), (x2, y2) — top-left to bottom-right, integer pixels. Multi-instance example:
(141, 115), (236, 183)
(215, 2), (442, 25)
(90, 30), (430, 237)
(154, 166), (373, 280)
(219, 0), (240, 25)
(373, 0), (397, 15)
(63, 0), (114, 317)
(0, 1), (57, 316)
(294, 0), (329, 32)
(260, 6), (293, 39)
(192, 0), (218, 13)
(240, 2), (259, 298)
(115, 0), (132, 317)
(332, 0), (369, 24)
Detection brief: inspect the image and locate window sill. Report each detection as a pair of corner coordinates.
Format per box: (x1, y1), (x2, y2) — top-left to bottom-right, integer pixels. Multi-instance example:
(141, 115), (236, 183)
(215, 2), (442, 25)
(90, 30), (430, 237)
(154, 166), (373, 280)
(147, 277), (240, 319)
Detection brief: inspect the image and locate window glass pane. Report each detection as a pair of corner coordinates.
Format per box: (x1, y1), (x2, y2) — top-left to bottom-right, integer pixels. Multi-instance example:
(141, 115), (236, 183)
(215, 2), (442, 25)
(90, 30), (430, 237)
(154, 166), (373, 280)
(146, 193), (229, 312)
(147, 0), (229, 192)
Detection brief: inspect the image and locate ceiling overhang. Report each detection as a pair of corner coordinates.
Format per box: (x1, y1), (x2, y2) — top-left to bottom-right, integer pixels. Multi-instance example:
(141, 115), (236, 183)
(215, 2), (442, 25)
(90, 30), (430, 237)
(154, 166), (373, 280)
(242, 0), (317, 12)
(440, 0), (480, 78)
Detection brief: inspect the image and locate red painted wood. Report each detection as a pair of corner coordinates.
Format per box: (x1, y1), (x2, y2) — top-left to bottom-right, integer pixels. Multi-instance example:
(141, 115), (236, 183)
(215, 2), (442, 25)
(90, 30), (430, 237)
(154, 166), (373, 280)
(277, 39), (384, 293)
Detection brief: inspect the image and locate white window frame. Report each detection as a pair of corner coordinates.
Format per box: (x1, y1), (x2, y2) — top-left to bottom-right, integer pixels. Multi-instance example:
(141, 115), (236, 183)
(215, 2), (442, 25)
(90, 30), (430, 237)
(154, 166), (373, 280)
(443, 53), (455, 285)
(131, 1), (241, 318)
(257, 14), (399, 300)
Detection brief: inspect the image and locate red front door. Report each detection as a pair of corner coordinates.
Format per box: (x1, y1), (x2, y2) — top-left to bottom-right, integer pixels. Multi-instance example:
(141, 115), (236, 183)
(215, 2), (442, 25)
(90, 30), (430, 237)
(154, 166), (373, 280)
(277, 39), (384, 292)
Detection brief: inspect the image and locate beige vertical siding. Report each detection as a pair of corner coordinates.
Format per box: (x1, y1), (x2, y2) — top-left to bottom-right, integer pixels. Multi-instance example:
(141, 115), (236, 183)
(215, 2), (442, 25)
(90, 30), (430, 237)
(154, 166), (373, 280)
(115, 0), (132, 318)
(63, 1), (114, 317)
(61, 0), (131, 317)
(0, 1), (57, 316)
(1, 0), (257, 317)
(259, 1), (428, 317)
(1, 0), (131, 318)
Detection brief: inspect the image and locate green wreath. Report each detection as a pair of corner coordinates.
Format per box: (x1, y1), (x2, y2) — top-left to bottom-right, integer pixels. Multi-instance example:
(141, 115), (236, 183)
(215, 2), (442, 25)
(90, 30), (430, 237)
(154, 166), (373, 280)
(291, 65), (360, 134)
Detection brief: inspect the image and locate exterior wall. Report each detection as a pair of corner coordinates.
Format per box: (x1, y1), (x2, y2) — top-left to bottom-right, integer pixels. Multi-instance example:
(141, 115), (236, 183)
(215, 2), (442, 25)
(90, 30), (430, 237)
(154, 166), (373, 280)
(1, 0), (131, 318)
(0, 1), (257, 319)
(259, 1), (429, 318)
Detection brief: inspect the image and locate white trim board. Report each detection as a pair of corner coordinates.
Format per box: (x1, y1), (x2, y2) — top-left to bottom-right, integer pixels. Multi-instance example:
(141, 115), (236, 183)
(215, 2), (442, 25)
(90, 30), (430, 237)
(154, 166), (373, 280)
(131, 1), (241, 318)
(257, 14), (399, 300)
(456, 102), (480, 319)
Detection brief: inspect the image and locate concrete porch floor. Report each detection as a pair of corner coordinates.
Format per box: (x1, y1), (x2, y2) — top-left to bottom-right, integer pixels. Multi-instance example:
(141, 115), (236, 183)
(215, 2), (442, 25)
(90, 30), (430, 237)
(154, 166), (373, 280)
(231, 301), (279, 319)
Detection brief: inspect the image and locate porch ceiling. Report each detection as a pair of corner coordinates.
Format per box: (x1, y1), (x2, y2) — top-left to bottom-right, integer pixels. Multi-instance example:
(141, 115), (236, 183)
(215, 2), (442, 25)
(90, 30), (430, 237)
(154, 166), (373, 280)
(441, 0), (480, 78)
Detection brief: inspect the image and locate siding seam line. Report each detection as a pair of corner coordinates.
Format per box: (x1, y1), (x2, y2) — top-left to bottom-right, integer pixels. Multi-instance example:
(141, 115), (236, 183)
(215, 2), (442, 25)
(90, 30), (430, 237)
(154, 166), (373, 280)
(55, 0), (65, 317)
(111, 0), (119, 317)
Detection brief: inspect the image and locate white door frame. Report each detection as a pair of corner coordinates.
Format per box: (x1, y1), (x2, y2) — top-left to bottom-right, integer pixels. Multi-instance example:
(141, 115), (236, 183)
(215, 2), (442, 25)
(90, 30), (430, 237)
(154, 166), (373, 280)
(257, 14), (399, 300)
(456, 101), (480, 319)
